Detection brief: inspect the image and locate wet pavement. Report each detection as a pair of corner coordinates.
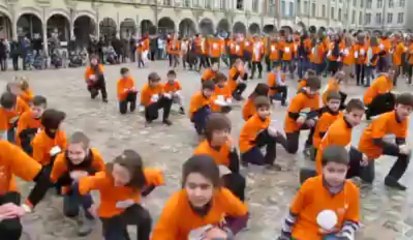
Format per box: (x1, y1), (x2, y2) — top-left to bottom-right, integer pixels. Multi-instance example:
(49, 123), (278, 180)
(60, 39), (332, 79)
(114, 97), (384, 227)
(1, 60), (412, 240)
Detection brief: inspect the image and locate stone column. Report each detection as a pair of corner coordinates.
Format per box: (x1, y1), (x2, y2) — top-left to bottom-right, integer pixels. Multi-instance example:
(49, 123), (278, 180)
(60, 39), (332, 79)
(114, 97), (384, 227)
(42, 22), (48, 55)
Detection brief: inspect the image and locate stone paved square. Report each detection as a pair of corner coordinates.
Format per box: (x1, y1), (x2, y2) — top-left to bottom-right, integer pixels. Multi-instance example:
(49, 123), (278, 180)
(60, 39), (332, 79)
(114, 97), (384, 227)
(1, 61), (413, 239)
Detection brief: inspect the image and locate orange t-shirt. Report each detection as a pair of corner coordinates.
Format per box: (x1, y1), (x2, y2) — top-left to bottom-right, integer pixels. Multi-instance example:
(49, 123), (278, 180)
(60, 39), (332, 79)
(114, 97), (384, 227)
(267, 71), (286, 96)
(50, 148), (106, 193)
(321, 78), (340, 105)
(228, 66), (245, 93)
(193, 140), (231, 167)
(268, 42), (280, 61)
(140, 83), (164, 107)
(117, 77), (136, 101)
(151, 188), (248, 240)
(209, 39), (221, 58)
(242, 98), (256, 121)
(290, 175), (360, 240)
(315, 116), (353, 174)
(79, 168), (164, 218)
(201, 69), (217, 82)
(189, 91), (211, 119)
(16, 97), (30, 115)
(354, 43), (368, 65)
(163, 80), (182, 93)
(210, 85), (232, 112)
(392, 42), (406, 66)
(282, 42), (295, 61)
(84, 65), (104, 82)
(239, 114), (270, 153)
(363, 75), (393, 105)
(313, 110), (342, 149)
(20, 89), (34, 105)
(0, 107), (17, 131)
(0, 140), (41, 194)
(358, 111), (408, 159)
(284, 92), (320, 133)
(342, 46), (355, 65)
(32, 129), (67, 166)
(16, 111), (42, 146)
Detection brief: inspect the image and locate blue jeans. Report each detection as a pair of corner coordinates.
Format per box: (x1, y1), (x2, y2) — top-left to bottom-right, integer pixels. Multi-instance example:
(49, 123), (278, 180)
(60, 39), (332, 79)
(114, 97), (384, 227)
(7, 128), (15, 143)
(192, 106), (211, 135)
(297, 59), (309, 78)
(364, 66), (375, 86)
(66, 182), (94, 219)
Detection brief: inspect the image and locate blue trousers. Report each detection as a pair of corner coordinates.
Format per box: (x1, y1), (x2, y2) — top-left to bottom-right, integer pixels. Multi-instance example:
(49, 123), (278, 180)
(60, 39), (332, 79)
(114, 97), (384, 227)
(192, 106), (211, 135)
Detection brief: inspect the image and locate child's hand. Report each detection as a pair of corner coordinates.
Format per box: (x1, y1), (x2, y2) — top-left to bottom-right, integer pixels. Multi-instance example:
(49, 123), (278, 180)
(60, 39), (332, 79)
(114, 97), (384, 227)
(399, 145), (411, 155)
(70, 170), (89, 180)
(296, 116), (306, 125)
(305, 119), (316, 127)
(360, 154), (369, 167)
(203, 227), (228, 239)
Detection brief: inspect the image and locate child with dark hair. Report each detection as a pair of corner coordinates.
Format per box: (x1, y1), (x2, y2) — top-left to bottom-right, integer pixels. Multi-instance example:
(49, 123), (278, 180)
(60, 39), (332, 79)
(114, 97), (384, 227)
(117, 67), (138, 114)
(228, 59), (248, 101)
(163, 70), (185, 115)
(311, 91), (342, 161)
(313, 99), (365, 176)
(210, 72), (233, 114)
(194, 113), (245, 201)
(140, 72), (173, 126)
(77, 149), (164, 240)
(242, 83), (269, 121)
(0, 92), (17, 141)
(280, 145), (360, 240)
(152, 155), (248, 239)
(240, 96), (285, 168)
(353, 93), (413, 190)
(364, 69), (396, 119)
(16, 95), (47, 154)
(85, 55), (107, 102)
(32, 109), (67, 171)
(267, 65), (288, 106)
(284, 76), (321, 154)
(50, 131), (105, 236)
(189, 80), (215, 135)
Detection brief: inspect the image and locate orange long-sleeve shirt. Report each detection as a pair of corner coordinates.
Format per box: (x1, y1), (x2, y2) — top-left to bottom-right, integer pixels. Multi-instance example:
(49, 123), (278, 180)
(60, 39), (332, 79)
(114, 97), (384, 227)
(140, 83), (164, 107)
(79, 168), (164, 218)
(32, 129), (67, 166)
(117, 77), (136, 101)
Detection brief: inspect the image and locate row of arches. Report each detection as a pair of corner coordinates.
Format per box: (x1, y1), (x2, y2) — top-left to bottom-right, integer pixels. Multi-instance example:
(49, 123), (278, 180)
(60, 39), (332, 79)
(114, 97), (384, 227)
(0, 12), (287, 42)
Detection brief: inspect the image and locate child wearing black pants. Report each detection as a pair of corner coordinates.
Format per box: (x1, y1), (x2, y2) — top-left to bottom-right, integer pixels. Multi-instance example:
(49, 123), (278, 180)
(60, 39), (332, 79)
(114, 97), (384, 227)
(140, 72), (173, 126)
(117, 67), (138, 114)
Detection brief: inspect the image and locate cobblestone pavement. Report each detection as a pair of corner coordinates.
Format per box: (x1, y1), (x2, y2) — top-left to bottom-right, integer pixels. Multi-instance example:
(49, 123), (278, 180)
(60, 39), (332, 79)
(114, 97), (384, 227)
(1, 61), (413, 240)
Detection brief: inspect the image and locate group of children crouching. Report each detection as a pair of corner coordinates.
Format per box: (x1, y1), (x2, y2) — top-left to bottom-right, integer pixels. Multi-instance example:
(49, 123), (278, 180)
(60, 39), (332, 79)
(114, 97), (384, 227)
(0, 53), (412, 240)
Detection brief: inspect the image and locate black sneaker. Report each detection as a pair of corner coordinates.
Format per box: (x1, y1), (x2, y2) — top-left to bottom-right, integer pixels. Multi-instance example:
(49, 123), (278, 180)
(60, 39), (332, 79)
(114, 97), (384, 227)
(102, 99), (108, 103)
(179, 107), (185, 115)
(384, 176), (407, 191)
(163, 119), (172, 126)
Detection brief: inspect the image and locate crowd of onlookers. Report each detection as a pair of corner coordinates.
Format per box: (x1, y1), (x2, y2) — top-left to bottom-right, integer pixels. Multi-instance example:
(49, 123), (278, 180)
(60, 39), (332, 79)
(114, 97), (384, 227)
(0, 32), (170, 71)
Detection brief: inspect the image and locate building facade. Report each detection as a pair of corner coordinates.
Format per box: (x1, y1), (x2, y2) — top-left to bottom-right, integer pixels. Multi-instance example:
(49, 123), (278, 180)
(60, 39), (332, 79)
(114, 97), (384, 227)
(1, 0), (390, 52)
(363, 0), (413, 31)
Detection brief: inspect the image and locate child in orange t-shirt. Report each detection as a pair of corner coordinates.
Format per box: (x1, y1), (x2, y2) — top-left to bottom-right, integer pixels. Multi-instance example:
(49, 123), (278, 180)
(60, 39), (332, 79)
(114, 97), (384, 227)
(267, 65), (288, 106)
(84, 55), (107, 102)
(193, 113), (245, 201)
(32, 109), (67, 174)
(228, 59), (248, 101)
(239, 96), (286, 167)
(117, 67), (138, 114)
(77, 149), (164, 240)
(18, 76), (34, 105)
(163, 70), (185, 115)
(152, 155), (248, 240)
(211, 72), (233, 114)
(280, 145), (360, 240)
(364, 69), (396, 120)
(50, 132), (105, 236)
(0, 92), (18, 141)
(284, 76), (321, 154)
(351, 93), (413, 191)
(189, 80), (215, 135)
(242, 83), (269, 121)
(17, 95), (47, 155)
(296, 69), (316, 93)
(140, 72), (173, 126)
(322, 71), (347, 109)
(0, 140), (55, 238)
